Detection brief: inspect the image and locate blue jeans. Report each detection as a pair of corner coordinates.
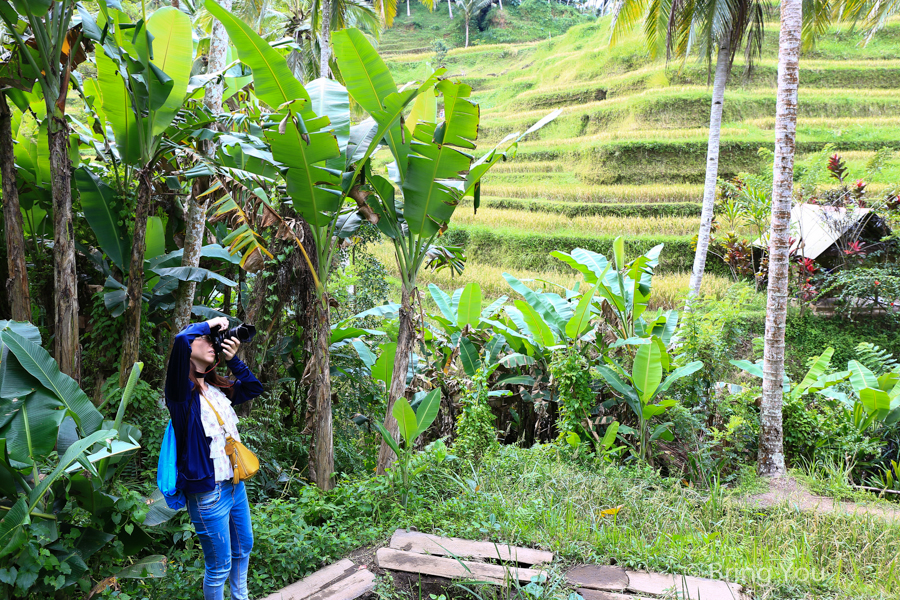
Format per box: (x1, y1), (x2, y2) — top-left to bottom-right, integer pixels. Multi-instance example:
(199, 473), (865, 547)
(187, 481), (254, 600)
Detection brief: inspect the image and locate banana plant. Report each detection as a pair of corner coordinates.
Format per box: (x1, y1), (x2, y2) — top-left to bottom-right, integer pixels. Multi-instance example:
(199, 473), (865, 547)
(0, 320), (148, 589)
(732, 347), (900, 434)
(204, 4), (408, 489)
(0, 1), (95, 377)
(374, 388), (442, 507)
(596, 339), (703, 463)
(80, 4), (194, 386)
(331, 28), (561, 472)
(552, 241), (679, 345)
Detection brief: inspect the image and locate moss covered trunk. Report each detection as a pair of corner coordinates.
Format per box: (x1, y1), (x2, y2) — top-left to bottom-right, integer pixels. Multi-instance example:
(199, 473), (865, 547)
(119, 172), (152, 387)
(1, 93), (31, 322)
(49, 116), (79, 380)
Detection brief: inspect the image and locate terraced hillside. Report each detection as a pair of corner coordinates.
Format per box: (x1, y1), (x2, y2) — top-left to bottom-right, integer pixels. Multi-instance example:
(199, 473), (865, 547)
(382, 13), (900, 303)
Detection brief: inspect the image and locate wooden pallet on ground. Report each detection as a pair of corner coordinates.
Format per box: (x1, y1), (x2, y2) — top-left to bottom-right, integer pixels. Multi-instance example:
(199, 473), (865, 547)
(259, 559), (376, 600)
(377, 529), (553, 586)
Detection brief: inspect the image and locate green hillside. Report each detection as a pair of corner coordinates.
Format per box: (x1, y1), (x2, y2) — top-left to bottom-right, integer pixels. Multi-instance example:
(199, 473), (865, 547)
(381, 13), (900, 295)
(378, 0), (594, 55)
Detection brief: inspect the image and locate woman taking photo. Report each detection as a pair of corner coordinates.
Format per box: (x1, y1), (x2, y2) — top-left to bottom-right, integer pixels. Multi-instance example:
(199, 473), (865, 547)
(165, 316), (263, 600)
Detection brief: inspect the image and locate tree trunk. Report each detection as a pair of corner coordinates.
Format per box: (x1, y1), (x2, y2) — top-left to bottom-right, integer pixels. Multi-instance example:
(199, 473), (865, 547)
(449, 0), (453, 19)
(407, 0), (411, 16)
(119, 172), (152, 387)
(308, 299), (334, 489)
(0, 93), (31, 322)
(320, 0), (333, 78)
(759, 0), (801, 478)
(688, 37), (731, 299)
(205, 0), (231, 112)
(48, 116), (79, 380)
(171, 178), (208, 335)
(376, 285), (415, 474)
(465, 17), (470, 47)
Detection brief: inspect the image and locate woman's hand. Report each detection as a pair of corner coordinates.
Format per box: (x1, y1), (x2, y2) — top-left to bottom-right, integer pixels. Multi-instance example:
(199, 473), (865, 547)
(206, 316), (230, 332)
(221, 337), (240, 361)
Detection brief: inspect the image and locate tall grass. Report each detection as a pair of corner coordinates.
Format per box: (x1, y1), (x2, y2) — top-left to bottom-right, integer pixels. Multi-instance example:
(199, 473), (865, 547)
(450, 207), (703, 236)
(409, 448), (900, 600)
(479, 182), (703, 204)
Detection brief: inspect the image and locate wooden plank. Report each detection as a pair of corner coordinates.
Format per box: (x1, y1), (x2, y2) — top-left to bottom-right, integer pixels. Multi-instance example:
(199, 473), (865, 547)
(390, 530), (553, 565)
(566, 565), (628, 591)
(306, 569), (376, 600)
(577, 589), (653, 600)
(259, 559), (356, 600)
(376, 547), (546, 585)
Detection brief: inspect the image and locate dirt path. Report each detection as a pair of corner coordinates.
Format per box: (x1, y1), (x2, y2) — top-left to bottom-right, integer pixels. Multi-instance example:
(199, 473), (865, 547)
(742, 476), (900, 522)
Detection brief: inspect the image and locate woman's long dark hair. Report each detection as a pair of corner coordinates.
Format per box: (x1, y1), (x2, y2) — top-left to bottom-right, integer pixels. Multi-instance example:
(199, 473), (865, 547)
(190, 359), (235, 399)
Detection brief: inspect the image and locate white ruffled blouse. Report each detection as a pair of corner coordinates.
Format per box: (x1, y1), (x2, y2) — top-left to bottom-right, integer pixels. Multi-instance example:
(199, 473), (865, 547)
(198, 385), (242, 482)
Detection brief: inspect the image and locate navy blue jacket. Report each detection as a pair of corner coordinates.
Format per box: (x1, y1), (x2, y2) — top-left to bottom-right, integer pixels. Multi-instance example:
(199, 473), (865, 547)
(165, 322), (264, 494)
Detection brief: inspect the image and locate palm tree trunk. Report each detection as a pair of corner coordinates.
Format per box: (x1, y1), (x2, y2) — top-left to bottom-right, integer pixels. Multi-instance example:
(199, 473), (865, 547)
(465, 15), (470, 47)
(449, 0), (453, 19)
(688, 37), (731, 299)
(759, 0), (802, 478)
(407, 0), (411, 16)
(320, 0), (333, 78)
(0, 93), (31, 322)
(119, 171), (152, 387)
(48, 114), (79, 380)
(376, 285), (415, 474)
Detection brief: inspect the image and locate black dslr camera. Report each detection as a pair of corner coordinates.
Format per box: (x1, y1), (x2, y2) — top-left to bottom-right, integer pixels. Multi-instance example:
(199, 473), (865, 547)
(210, 323), (257, 356)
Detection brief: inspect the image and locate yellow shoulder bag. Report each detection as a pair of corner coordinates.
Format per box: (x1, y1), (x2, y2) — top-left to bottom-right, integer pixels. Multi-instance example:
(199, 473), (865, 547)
(200, 392), (259, 484)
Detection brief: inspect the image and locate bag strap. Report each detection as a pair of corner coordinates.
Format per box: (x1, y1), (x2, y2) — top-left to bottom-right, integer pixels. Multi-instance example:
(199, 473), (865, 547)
(199, 391), (226, 428)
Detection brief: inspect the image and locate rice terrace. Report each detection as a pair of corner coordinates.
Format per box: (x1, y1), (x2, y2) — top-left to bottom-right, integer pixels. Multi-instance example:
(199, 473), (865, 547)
(1, 0), (900, 599)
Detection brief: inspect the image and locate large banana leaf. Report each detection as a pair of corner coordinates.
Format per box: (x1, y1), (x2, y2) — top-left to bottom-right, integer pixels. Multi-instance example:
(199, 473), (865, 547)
(392, 397), (418, 447)
(331, 28), (397, 115)
(75, 167), (129, 271)
(332, 28), (442, 182)
(633, 341), (663, 402)
(0, 389), (64, 464)
(402, 81), (479, 237)
(265, 117), (342, 231)
(514, 300), (557, 347)
(307, 78), (350, 153)
(566, 284), (599, 340)
(0, 321), (41, 395)
(848, 360), (879, 393)
(0, 330), (103, 435)
(205, 0), (309, 112)
(96, 47), (141, 164)
(146, 7), (193, 136)
(413, 389), (441, 438)
(456, 283), (482, 329)
(0, 429), (115, 560)
(792, 347), (835, 400)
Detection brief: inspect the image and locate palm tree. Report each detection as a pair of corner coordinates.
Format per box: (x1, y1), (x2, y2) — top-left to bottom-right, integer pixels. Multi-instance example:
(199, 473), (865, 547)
(611, 0), (768, 301)
(759, 0), (802, 478)
(456, 0), (490, 47)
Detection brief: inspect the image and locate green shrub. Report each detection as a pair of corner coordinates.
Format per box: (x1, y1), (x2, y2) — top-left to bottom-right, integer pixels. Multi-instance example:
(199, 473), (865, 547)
(454, 368), (499, 459)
